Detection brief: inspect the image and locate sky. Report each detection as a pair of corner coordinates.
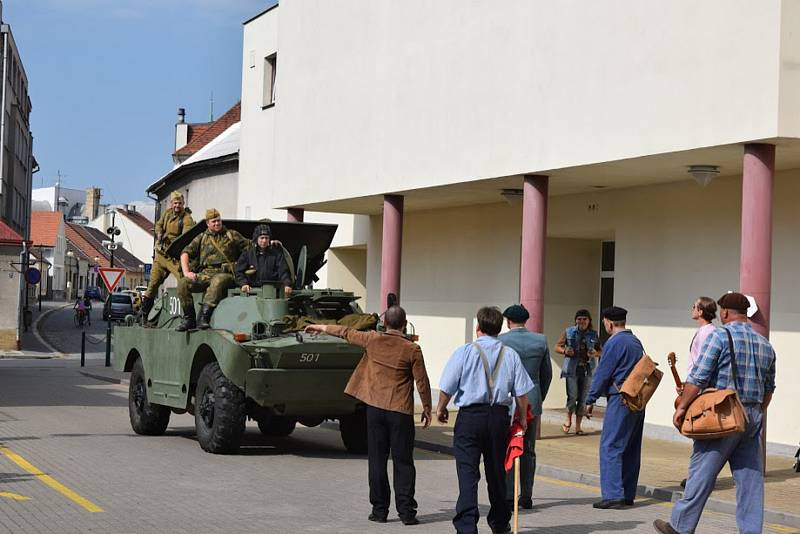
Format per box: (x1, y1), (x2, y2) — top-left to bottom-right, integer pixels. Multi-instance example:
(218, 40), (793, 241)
(4, 0), (271, 206)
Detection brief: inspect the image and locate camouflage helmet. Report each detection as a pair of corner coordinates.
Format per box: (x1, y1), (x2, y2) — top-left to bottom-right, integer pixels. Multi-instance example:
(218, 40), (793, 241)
(252, 224), (272, 242)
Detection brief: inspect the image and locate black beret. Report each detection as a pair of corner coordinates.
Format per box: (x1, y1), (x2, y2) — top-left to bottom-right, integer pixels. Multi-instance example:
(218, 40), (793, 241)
(602, 306), (627, 321)
(503, 304), (530, 323)
(717, 292), (749, 312)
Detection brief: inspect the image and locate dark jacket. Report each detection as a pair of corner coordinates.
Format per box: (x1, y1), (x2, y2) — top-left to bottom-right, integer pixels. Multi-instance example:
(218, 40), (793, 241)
(234, 246), (292, 287)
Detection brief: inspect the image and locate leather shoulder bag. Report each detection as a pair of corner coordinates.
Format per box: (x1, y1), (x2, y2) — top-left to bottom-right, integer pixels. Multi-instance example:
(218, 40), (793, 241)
(618, 353), (663, 412)
(680, 328), (748, 440)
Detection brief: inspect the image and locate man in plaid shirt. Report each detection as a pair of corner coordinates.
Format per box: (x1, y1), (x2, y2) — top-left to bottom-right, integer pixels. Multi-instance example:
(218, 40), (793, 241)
(654, 292), (776, 534)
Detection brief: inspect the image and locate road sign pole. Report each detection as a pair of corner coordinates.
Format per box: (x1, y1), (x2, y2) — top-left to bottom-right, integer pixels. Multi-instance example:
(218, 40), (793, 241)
(105, 211), (118, 368)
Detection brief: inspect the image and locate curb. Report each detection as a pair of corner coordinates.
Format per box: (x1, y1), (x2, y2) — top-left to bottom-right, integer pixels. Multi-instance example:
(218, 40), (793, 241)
(79, 370), (128, 385)
(0, 353), (54, 359)
(411, 436), (800, 531)
(33, 303), (71, 358)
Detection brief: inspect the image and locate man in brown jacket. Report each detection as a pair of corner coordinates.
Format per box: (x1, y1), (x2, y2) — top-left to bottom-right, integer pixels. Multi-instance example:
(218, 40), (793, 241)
(305, 306), (432, 526)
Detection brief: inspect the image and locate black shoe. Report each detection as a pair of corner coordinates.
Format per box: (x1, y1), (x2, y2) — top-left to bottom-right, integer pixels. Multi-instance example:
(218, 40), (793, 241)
(519, 498), (533, 510)
(368, 513), (387, 524)
(653, 519), (679, 534)
(175, 306), (196, 332)
(197, 304), (213, 330)
(400, 516), (419, 526)
(492, 526), (511, 534)
(680, 478), (687, 488)
(593, 499), (627, 509)
(625, 498), (634, 506)
(140, 296), (154, 321)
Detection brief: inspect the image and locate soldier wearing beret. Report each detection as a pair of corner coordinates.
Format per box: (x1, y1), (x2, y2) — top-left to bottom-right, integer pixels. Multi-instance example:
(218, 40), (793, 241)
(585, 306), (646, 509)
(498, 304), (552, 510)
(141, 191), (194, 322)
(655, 292), (776, 534)
(175, 208), (249, 331)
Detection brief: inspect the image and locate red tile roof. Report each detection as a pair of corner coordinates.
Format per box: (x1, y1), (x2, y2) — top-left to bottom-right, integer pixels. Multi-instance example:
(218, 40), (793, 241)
(174, 102), (241, 157)
(122, 209), (155, 234)
(30, 212), (63, 247)
(0, 219), (24, 244)
(66, 223), (111, 268)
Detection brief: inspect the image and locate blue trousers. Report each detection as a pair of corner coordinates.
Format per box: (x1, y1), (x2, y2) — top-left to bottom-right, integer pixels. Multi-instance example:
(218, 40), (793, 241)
(599, 394), (644, 500)
(671, 405), (764, 534)
(452, 405), (511, 534)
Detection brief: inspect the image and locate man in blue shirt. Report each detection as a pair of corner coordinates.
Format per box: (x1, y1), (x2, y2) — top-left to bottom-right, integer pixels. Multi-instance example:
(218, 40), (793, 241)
(655, 292), (776, 534)
(437, 306), (534, 534)
(585, 306), (645, 510)
(498, 304), (552, 510)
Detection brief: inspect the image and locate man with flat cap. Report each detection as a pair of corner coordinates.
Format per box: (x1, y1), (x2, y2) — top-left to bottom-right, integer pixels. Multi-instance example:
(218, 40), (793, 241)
(585, 306), (646, 509)
(654, 292), (776, 534)
(176, 208), (248, 331)
(141, 191), (194, 323)
(498, 304), (552, 510)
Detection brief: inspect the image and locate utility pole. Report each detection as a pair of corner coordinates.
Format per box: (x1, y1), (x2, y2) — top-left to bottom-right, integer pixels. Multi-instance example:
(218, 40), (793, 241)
(104, 211), (118, 367)
(209, 90), (214, 121)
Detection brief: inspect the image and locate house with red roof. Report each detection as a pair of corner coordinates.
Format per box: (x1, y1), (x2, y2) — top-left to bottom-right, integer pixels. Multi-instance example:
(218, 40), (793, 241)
(147, 103), (240, 220)
(0, 220), (27, 350)
(88, 204), (154, 268)
(30, 211), (66, 299)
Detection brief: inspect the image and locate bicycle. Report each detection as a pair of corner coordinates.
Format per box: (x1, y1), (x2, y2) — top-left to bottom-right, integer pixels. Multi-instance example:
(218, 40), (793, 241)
(74, 308), (86, 328)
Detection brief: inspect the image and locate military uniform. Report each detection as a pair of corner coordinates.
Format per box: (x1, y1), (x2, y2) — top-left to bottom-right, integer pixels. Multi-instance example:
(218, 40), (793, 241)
(177, 226), (249, 310)
(144, 207), (194, 299)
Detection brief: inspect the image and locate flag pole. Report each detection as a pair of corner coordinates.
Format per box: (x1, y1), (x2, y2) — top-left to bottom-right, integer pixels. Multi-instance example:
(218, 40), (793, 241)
(513, 456), (520, 534)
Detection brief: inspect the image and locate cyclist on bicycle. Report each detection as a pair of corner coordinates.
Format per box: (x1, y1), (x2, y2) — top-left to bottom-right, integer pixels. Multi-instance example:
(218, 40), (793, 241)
(82, 295), (92, 325)
(73, 296), (91, 326)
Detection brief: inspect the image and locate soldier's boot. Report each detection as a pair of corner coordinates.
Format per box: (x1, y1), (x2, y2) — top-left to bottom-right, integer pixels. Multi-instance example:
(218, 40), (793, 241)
(140, 296), (154, 325)
(176, 306), (197, 332)
(197, 304), (214, 330)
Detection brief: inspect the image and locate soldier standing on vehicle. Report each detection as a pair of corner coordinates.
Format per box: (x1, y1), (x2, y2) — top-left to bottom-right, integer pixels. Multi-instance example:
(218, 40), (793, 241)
(141, 191), (194, 322)
(176, 208), (248, 331)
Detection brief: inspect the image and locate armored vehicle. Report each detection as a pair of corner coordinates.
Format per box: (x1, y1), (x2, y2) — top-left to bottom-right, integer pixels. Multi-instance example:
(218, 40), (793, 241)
(112, 220), (373, 454)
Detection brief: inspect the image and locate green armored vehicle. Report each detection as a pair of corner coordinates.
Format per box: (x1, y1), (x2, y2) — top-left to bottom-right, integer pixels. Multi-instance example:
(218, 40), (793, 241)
(112, 220), (372, 454)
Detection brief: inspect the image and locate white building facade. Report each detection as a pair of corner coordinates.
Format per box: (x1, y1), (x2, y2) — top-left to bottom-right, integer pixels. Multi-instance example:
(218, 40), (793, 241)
(251, 1), (800, 450)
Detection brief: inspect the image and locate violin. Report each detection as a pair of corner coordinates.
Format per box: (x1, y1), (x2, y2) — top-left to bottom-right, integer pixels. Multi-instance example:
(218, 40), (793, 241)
(667, 352), (682, 409)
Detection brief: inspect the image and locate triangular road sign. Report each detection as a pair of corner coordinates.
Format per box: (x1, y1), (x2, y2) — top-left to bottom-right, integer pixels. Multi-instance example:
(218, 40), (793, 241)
(98, 267), (125, 293)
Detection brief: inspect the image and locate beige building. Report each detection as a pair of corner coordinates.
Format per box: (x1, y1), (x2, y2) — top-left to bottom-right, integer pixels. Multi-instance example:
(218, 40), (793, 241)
(247, 1), (800, 451)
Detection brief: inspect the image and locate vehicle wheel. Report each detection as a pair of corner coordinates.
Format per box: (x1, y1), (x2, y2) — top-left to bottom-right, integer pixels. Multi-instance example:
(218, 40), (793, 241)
(257, 416), (297, 437)
(340, 409), (368, 454)
(128, 357), (170, 435)
(194, 362), (246, 454)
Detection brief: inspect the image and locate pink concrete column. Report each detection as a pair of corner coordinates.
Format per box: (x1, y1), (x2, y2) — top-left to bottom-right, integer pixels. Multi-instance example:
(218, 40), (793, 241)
(287, 208), (304, 222)
(740, 144), (775, 338)
(380, 195), (403, 311)
(520, 175), (548, 333)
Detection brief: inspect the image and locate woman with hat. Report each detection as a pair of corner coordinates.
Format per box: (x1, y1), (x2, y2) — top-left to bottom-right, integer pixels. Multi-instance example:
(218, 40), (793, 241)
(554, 309), (600, 435)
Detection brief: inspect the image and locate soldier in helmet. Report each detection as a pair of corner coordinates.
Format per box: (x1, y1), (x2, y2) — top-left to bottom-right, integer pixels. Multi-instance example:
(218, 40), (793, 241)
(234, 224), (294, 297)
(176, 208), (249, 331)
(141, 191), (194, 322)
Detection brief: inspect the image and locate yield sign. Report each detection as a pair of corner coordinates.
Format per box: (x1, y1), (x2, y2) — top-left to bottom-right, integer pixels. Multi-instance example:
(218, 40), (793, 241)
(98, 267), (125, 293)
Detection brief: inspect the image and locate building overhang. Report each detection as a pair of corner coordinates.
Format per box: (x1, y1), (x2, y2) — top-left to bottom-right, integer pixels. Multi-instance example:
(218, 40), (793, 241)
(287, 138), (800, 215)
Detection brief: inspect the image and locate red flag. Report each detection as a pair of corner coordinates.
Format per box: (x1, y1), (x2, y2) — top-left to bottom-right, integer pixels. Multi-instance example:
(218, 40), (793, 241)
(505, 404), (534, 472)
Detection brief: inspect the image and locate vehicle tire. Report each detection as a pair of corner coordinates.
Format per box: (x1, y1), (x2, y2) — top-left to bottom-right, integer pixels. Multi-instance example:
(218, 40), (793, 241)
(194, 362), (246, 454)
(340, 409), (368, 454)
(128, 357), (170, 435)
(257, 416), (297, 437)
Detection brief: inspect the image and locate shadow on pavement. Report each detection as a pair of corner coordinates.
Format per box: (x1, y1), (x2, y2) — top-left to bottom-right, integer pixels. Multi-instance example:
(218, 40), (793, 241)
(0, 472), (35, 484)
(519, 520), (644, 533)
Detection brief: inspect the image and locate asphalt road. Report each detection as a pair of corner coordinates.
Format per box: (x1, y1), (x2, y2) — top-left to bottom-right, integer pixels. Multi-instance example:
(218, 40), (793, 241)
(0, 305), (788, 533)
(38, 301), (112, 361)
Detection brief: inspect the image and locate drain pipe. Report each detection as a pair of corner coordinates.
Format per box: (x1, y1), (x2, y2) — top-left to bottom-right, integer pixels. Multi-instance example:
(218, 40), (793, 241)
(17, 240), (27, 348)
(0, 30), (8, 198)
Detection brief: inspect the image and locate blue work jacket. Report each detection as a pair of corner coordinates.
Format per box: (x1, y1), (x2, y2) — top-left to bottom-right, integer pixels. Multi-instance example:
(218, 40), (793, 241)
(560, 326), (599, 378)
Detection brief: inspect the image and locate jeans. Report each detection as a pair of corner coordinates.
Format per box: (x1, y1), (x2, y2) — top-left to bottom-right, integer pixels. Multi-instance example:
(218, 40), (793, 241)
(599, 394), (644, 500)
(453, 404), (511, 534)
(366, 405), (417, 519)
(505, 419), (536, 502)
(565, 366), (591, 415)
(671, 405), (764, 534)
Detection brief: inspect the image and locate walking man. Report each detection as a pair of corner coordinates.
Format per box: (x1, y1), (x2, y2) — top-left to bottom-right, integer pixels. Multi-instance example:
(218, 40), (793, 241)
(585, 306), (645, 509)
(304, 305), (432, 526)
(654, 292), (776, 534)
(141, 191), (194, 321)
(498, 304), (552, 510)
(437, 306), (534, 534)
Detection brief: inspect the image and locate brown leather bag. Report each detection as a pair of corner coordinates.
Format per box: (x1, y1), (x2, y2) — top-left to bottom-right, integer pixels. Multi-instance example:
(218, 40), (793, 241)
(680, 328), (748, 440)
(618, 354), (663, 412)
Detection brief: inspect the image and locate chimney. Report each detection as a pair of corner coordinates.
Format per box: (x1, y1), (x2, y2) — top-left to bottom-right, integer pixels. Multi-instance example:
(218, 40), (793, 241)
(175, 107), (189, 153)
(84, 187), (102, 221)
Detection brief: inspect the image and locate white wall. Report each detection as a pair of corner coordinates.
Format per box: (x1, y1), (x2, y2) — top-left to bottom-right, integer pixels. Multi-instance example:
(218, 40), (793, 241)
(362, 173), (799, 447)
(89, 211), (153, 265)
(238, 8), (369, 256)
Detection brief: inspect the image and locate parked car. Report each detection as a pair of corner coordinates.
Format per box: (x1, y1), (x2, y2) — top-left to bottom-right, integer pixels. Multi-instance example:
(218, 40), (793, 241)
(103, 293), (135, 322)
(134, 285), (147, 297)
(85, 286), (102, 300)
(121, 289), (141, 310)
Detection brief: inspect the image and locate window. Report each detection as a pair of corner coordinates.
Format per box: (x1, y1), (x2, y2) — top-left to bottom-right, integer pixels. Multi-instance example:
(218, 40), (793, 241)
(262, 54), (277, 107)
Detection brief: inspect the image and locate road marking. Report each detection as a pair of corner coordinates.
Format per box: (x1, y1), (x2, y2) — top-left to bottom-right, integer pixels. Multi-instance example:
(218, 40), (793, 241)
(0, 446), (103, 512)
(0, 491), (31, 501)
